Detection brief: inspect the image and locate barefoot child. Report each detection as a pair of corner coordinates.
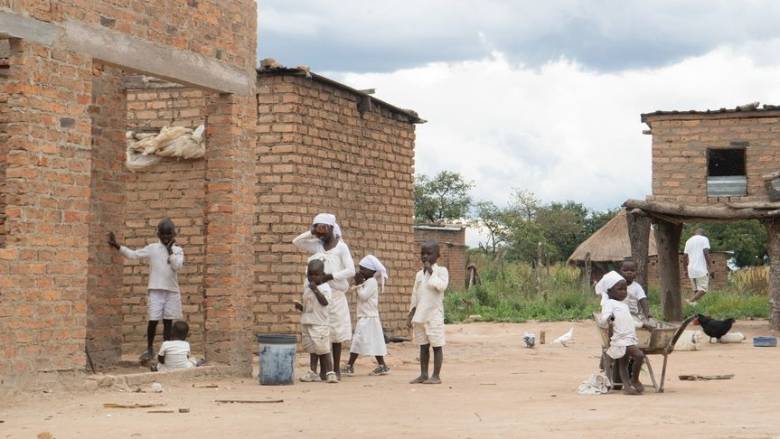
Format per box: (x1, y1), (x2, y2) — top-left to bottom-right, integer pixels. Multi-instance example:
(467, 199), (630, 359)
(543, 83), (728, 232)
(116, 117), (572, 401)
(408, 241), (449, 385)
(344, 255), (390, 376)
(108, 218), (184, 364)
(595, 271), (646, 395)
(295, 256), (338, 383)
(292, 213), (355, 378)
(156, 320), (198, 371)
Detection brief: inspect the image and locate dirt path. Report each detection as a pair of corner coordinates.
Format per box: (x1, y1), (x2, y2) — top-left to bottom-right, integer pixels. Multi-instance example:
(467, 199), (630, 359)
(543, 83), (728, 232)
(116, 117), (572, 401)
(3, 320), (780, 438)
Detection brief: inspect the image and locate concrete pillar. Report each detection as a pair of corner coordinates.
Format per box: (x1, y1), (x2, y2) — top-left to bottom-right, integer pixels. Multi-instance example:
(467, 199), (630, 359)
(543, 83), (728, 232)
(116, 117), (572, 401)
(655, 220), (683, 322)
(203, 92), (256, 373)
(86, 62), (127, 369)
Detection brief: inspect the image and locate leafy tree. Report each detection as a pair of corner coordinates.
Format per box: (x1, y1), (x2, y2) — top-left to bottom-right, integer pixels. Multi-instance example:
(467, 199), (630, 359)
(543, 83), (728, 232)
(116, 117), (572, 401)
(508, 189), (540, 222)
(415, 171), (474, 223)
(473, 201), (508, 255)
(536, 201), (589, 262)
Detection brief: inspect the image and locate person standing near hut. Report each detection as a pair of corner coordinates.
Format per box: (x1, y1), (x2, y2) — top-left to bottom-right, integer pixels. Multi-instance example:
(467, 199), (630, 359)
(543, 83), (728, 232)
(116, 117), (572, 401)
(293, 213), (356, 378)
(684, 228), (711, 305)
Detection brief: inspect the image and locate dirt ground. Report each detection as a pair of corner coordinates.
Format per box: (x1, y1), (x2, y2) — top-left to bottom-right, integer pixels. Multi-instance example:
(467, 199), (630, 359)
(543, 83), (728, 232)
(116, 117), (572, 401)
(3, 320), (780, 439)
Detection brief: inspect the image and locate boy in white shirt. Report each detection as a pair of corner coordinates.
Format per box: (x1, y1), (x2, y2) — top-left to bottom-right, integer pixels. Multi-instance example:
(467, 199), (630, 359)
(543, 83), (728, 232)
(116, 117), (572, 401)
(295, 257), (338, 383)
(408, 241), (449, 385)
(156, 320), (197, 371)
(595, 271), (646, 395)
(109, 218), (184, 364)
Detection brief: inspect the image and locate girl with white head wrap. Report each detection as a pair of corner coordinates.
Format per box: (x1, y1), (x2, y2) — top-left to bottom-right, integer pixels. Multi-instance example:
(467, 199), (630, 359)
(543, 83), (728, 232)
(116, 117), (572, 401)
(594, 269), (644, 394)
(343, 254), (390, 376)
(594, 270), (625, 307)
(293, 213), (355, 377)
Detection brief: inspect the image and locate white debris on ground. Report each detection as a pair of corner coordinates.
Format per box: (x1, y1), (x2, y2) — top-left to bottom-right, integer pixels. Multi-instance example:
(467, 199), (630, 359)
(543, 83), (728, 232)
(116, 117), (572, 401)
(577, 372), (611, 395)
(126, 124), (205, 171)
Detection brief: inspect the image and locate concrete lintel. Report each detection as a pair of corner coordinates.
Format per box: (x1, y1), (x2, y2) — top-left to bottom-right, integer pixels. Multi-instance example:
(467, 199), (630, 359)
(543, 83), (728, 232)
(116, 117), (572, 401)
(0, 9), (62, 45)
(0, 10), (253, 95)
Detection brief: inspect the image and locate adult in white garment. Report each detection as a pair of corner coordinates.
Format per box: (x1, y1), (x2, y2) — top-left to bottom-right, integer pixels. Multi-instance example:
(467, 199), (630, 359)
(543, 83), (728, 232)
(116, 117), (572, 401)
(293, 213), (356, 378)
(683, 228), (712, 305)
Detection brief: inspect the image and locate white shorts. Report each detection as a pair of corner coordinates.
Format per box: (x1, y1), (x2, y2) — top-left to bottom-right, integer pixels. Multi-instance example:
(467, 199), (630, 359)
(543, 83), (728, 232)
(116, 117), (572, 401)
(691, 276), (709, 292)
(413, 320), (445, 347)
(606, 344), (627, 360)
(148, 289), (182, 321)
(328, 293), (352, 343)
(302, 324), (331, 355)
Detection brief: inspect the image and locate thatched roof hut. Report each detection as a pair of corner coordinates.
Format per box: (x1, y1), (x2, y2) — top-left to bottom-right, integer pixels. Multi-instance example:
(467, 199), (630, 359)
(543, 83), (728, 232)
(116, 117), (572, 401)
(568, 210), (658, 264)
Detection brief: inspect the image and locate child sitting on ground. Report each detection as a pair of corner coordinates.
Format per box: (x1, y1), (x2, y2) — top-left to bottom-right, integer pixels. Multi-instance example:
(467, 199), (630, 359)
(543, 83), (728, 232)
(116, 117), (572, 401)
(343, 255), (390, 376)
(109, 218), (184, 364)
(595, 271), (646, 395)
(408, 241), (449, 385)
(156, 320), (198, 371)
(295, 256), (338, 383)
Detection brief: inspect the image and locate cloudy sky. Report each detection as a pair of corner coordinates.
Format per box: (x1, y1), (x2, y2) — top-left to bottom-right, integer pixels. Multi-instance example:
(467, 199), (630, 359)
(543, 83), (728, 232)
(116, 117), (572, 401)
(258, 1), (780, 244)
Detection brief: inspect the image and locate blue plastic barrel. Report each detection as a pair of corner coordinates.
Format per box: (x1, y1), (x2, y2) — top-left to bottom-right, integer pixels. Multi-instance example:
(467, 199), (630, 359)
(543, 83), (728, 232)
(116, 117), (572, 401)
(256, 334), (297, 385)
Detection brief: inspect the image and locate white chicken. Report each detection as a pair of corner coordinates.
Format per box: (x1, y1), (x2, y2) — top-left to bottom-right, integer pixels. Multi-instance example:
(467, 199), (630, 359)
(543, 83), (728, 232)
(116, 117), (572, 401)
(553, 327), (574, 347)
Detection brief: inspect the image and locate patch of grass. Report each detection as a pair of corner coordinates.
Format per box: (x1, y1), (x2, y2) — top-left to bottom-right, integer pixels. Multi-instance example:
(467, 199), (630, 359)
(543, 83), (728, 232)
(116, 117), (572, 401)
(447, 256), (769, 323)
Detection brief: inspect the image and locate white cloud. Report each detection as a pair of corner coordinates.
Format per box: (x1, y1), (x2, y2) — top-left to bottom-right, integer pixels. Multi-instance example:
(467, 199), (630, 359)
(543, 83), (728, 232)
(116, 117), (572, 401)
(329, 41), (780, 249)
(260, 0), (780, 72)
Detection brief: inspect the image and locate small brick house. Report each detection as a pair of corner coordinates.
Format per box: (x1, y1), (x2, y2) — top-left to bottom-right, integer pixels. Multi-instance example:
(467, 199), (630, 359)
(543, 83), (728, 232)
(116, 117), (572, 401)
(414, 224), (467, 291)
(624, 104), (780, 325)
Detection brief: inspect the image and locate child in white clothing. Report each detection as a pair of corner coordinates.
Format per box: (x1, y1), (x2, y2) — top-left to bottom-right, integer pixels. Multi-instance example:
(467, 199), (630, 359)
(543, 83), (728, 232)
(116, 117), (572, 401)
(109, 218), (184, 364)
(595, 271), (646, 395)
(344, 255), (389, 376)
(295, 257), (338, 383)
(156, 320), (197, 371)
(408, 241), (449, 385)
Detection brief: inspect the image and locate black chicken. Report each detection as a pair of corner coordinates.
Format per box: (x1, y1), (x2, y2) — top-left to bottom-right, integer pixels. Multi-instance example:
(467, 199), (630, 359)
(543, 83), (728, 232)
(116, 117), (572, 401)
(694, 314), (734, 340)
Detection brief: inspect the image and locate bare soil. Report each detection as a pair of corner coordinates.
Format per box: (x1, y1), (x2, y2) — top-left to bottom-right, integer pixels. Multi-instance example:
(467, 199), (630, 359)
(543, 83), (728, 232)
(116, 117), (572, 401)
(3, 320), (780, 438)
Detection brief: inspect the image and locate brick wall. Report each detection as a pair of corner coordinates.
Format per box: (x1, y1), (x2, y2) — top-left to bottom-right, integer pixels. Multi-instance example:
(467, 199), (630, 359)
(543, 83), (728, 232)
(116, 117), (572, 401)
(0, 40), (93, 376)
(2, 1), (256, 71)
(413, 227), (468, 290)
(121, 84), (208, 356)
(254, 73), (418, 338)
(647, 113), (780, 204)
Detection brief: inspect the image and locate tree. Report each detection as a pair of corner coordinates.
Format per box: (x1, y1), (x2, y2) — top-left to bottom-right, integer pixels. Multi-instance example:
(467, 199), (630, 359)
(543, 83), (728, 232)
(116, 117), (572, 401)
(415, 171), (474, 223)
(508, 189), (540, 222)
(473, 201), (509, 255)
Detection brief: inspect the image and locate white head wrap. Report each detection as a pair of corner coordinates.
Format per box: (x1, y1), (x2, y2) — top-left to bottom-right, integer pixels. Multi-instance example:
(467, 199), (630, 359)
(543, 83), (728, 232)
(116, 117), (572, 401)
(312, 213), (342, 238)
(359, 254), (388, 292)
(594, 270), (626, 297)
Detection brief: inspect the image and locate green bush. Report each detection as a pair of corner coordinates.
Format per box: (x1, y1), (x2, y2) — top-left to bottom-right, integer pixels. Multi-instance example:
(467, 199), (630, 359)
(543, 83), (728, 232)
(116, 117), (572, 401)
(445, 257), (769, 323)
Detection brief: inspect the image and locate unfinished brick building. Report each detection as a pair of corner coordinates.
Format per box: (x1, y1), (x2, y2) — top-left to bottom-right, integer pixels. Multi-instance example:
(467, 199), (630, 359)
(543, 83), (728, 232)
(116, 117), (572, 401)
(0, 2), (421, 385)
(623, 105), (780, 326)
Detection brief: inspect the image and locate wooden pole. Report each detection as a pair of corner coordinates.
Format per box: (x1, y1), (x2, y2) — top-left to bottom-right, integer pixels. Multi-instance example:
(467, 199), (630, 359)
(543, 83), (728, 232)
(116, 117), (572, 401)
(626, 209), (651, 293)
(583, 252), (592, 292)
(655, 220), (683, 322)
(766, 220), (780, 330)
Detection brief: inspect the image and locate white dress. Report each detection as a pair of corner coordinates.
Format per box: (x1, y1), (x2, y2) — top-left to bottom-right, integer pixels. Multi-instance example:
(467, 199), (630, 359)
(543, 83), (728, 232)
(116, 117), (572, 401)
(292, 231), (356, 343)
(350, 278), (387, 356)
